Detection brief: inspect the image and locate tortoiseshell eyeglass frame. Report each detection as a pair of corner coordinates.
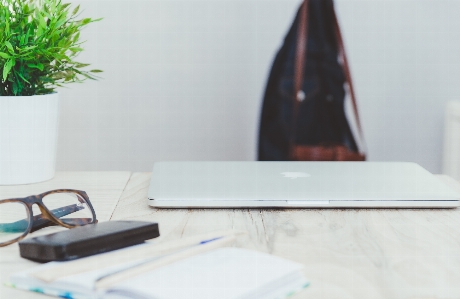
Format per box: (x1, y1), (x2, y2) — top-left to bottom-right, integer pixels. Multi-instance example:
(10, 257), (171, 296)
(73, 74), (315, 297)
(0, 189), (97, 247)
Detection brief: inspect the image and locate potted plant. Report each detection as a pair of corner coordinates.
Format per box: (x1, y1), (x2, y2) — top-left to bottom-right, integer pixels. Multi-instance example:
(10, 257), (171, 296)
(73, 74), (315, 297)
(0, 0), (101, 185)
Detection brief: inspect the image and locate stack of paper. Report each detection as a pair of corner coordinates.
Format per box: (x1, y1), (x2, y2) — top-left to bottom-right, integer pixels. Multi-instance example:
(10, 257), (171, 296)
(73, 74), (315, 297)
(9, 234), (309, 299)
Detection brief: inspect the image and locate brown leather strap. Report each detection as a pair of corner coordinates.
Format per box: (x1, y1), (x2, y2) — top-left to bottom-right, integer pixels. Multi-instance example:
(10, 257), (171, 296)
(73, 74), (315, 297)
(291, 0), (309, 150)
(291, 145), (365, 161)
(292, 0), (366, 155)
(332, 9), (366, 153)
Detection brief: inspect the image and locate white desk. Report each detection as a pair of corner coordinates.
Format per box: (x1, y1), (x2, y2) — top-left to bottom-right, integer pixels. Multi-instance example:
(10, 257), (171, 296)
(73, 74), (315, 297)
(1, 172), (460, 299)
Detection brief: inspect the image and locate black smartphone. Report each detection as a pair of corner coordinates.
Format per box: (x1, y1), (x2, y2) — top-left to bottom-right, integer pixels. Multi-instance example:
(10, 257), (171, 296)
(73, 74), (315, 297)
(19, 221), (160, 262)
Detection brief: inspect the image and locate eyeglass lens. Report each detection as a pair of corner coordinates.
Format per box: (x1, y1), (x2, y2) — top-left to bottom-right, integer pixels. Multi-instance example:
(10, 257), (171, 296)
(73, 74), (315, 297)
(0, 201), (30, 244)
(41, 192), (94, 225)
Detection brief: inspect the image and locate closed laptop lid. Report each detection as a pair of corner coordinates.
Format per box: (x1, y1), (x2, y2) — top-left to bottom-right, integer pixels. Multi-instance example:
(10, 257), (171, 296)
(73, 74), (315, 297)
(148, 162), (460, 202)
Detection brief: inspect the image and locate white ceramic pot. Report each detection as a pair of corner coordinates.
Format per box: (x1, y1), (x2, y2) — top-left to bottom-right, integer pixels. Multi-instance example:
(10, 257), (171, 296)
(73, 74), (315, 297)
(0, 93), (60, 185)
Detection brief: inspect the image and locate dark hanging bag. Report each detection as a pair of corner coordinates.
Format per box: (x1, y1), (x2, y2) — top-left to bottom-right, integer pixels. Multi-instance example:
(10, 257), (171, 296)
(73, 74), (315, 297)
(258, 0), (366, 161)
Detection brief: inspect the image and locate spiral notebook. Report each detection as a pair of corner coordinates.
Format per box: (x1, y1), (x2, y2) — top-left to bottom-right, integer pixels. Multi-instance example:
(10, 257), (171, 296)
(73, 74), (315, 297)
(9, 246), (309, 299)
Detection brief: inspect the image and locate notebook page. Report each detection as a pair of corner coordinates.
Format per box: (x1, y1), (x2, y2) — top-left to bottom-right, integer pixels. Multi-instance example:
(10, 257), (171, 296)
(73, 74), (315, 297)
(10, 243), (160, 297)
(10, 259), (146, 298)
(107, 248), (305, 299)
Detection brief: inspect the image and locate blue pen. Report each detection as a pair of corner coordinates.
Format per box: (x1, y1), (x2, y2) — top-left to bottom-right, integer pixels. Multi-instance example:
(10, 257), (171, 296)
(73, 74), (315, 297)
(199, 236), (223, 244)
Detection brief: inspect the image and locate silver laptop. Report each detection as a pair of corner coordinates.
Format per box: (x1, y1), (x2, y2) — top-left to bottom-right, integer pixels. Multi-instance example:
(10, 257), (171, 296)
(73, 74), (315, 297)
(147, 161), (460, 208)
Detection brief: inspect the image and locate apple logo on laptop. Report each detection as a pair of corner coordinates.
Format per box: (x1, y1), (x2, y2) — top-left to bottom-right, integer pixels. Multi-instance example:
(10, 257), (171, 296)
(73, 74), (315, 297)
(281, 172), (311, 179)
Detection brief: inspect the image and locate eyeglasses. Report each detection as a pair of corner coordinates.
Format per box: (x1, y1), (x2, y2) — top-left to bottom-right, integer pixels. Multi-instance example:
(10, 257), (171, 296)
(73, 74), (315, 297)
(0, 189), (97, 247)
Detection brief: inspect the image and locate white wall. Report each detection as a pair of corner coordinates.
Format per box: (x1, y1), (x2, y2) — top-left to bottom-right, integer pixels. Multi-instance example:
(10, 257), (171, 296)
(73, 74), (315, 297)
(57, 0), (460, 173)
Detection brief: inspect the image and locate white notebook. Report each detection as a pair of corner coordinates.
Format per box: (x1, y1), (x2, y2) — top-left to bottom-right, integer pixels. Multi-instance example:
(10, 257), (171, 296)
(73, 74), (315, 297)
(10, 247), (309, 299)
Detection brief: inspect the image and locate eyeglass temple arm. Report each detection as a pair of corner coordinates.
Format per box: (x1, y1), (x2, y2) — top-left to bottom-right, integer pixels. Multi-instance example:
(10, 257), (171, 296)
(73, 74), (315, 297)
(30, 204), (91, 232)
(0, 204), (84, 233)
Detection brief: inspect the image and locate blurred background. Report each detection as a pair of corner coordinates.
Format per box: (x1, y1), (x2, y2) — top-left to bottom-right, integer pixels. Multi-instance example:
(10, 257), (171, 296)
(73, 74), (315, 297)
(57, 0), (460, 174)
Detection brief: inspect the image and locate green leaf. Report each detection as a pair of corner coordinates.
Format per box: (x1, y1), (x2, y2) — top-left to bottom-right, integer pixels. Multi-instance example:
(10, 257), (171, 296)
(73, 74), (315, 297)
(12, 81), (19, 95)
(37, 11), (47, 30)
(52, 72), (66, 80)
(27, 63), (44, 71)
(55, 15), (67, 28)
(4, 41), (14, 55)
(69, 47), (83, 52)
(81, 18), (92, 25)
(89, 69), (103, 73)
(3, 59), (15, 81)
(19, 45), (38, 52)
(37, 25), (44, 37)
(72, 5), (80, 16)
(18, 72), (31, 84)
(73, 32), (81, 43)
(74, 63), (90, 68)
(42, 10), (52, 21)
(0, 52), (10, 59)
